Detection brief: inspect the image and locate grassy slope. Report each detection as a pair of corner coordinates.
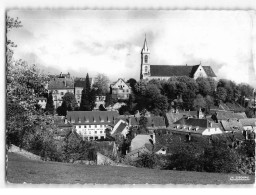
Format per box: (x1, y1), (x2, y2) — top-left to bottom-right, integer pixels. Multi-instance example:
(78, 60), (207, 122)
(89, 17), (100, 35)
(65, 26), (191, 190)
(6, 152), (255, 185)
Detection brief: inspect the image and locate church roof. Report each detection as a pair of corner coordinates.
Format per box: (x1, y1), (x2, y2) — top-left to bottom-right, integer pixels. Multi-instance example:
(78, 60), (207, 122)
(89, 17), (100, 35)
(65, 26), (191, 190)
(150, 65), (216, 78)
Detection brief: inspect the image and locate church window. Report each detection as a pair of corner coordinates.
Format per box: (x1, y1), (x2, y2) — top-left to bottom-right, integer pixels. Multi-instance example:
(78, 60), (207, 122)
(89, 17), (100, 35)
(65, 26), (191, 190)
(145, 55), (148, 63)
(145, 66), (148, 73)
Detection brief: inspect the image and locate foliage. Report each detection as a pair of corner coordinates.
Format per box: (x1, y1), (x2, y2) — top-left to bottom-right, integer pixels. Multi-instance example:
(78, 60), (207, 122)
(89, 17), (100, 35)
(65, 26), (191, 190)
(134, 153), (158, 169)
(80, 73), (96, 111)
(193, 94), (206, 110)
(45, 93), (54, 114)
(196, 77), (211, 97)
(126, 78), (137, 92)
(56, 101), (67, 116)
(93, 73), (110, 95)
(62, 92), (77, 111)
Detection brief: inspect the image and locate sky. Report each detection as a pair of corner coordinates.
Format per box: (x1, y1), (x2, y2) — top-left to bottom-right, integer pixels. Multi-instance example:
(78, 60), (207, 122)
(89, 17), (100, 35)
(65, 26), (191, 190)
(7, 10), (256, 87)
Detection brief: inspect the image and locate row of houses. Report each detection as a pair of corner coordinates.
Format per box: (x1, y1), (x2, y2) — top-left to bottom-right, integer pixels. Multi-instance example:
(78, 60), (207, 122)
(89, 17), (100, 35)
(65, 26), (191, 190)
(56, 108), (256, 142)
(38, 73), (132, 109)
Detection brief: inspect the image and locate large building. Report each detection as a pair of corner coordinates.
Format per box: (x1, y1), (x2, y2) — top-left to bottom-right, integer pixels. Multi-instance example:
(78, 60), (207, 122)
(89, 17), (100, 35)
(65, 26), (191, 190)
(140, 38), (217, 80)
(65, 111), (119, 140)
(48, 77), (75, 108)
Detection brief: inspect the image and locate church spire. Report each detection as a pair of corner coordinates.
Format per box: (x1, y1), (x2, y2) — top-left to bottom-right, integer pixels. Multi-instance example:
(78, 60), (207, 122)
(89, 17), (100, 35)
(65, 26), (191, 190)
(142, 34), (149, 53)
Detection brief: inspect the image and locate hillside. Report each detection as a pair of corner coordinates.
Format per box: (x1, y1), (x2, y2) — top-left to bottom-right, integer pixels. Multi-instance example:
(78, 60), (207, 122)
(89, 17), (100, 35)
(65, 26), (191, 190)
(6, 152), (254, 185)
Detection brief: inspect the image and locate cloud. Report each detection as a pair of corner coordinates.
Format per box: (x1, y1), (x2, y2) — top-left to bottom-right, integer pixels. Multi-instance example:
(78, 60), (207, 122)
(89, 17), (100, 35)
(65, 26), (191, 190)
(7, 10), (256, 85)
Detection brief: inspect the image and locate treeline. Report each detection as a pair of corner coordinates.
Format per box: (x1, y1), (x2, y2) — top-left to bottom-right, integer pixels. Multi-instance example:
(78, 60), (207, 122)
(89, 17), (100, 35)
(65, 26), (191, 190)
(118, 77), (254, 116)
(127, 135), (255, 175)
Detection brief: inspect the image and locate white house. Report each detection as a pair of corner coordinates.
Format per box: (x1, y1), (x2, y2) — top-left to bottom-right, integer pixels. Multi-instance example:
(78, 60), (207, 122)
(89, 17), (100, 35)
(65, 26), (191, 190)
(239, 118), (256, 131)
(172, 118), (223, 136)
(48, 77), (74, 108)
(66, 111), (119, 140)
(111, 119), (129, 138)
(110, 78), (131, 100)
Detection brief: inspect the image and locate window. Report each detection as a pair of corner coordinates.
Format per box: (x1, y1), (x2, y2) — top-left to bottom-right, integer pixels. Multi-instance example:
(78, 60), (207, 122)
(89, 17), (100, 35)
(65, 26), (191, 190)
(84, 125), (86, 128)
(100, 125), (102, 128)
(100, 131), (103, 133)
(89, 125), (91, 128)
(61, 92), (64, 95)
(79, 126), (81, 128)
(145, 55), (148, 63)
(145, 66), (148, 72)
(95, 131), (97, 134)
(95, 125), (97, 128)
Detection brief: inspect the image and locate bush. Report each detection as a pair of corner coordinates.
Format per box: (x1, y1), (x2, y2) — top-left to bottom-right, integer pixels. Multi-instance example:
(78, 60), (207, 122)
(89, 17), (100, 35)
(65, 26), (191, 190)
(201, 146), (239, 173)
(134, 153), (158, 169)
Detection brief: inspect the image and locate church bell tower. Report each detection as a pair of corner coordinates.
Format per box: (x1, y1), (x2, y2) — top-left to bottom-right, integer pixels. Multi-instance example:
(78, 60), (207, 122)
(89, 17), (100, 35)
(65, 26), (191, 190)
(140, 36), (150, 80)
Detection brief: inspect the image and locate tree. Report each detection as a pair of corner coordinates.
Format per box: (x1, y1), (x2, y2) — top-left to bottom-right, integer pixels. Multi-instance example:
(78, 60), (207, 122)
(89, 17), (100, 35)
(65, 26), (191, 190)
(152, 95), (168, 115)
(62, 92), (77, 111)
(80, 73), (95, 111)
(6, 17), (49, 148)
(93, 73), (110, 95)
(45, 93), (54, 114)
(216, 87), (227, 102)
(193, 94), (206, 110)
(56, 101), (67, 116)
(138, 109), (148, 134)
(196, 77), (211, 96)
(126, 78), (137, 92)
(205, 95), (214, 114)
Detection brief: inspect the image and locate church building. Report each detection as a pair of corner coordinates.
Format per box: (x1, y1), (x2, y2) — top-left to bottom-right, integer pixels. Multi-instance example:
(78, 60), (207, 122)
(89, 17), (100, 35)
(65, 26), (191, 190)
(140, 38), (217, 80)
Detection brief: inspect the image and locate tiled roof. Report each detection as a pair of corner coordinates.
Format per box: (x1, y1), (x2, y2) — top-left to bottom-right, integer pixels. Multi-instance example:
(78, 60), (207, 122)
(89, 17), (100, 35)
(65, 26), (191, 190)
(150, 65), (194, 77)
(48, 78), (74, 89)
(130, 134), (153, 151)
(74, 78), (93, 88)
(215, 111), (247, 120)
(202, 66), (217, 77)
(220, 120), (243, 131)
(66, 111), (119, 125)
(113, 122), (127, 135)
(150, 65), (216, 78)
(174, 118), (209, 128)
(239, 118), (256, 126)
(117, 115), (166, 128)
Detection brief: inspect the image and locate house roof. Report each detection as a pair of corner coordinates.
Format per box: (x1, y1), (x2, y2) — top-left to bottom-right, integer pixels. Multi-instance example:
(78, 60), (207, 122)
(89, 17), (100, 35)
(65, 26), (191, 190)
(239, 118), (256, 126)
(174, 118), (209, 128)
(74, 78), (93, 88)
(113, 122), (127, 135)
(110, 78), (131, 89)
(48, 78), (74, 89)
(130, 134), (153, 151)
(220, 120), (243, 131)
(126, 145), (151, 157)
(214, 111), (247, 120)
(117, 115), (166, 128)
(66, 111), (119, 125)
(150, 65), (216, 78)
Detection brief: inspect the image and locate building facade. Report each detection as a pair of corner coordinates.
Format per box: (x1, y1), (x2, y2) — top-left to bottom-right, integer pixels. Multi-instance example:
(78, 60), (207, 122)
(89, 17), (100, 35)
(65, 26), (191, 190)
(110, 78), (131, 100)
(66, 111), (119, 140)
(140, 38), (217, 80)
(48, 77), (75, 108)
